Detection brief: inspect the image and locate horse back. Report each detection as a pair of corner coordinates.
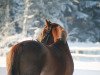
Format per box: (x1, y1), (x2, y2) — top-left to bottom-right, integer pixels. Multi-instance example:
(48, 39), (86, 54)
(6, 40), (46, 75)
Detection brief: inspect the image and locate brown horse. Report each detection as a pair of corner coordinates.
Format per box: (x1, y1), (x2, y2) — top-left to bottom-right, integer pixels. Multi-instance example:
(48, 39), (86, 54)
(37, 20), (74, 75)
(6, 20), (74, 75)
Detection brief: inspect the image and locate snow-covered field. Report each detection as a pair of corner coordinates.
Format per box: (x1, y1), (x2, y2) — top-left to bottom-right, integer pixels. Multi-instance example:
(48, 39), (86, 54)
(1, 56), (100, 75)
(1, 67), (100, 75)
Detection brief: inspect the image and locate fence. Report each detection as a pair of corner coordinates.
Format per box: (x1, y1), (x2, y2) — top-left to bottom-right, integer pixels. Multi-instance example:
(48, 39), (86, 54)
(0, 46), (100, 61)
(70, 47), (100, 61)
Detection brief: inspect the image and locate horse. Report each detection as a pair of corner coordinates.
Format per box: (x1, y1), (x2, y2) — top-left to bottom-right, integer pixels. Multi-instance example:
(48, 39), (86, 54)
(37, 19), (74, 75)
(6, 19), (74, 75)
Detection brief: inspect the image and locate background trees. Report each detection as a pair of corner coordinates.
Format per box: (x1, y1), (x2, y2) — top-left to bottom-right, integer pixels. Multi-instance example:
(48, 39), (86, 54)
(0, 0), (100, 42)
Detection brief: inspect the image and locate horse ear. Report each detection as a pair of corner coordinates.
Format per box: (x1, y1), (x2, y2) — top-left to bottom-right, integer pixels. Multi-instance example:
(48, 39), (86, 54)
(45, 19), (51, 27)
(48, 20), (51, 24)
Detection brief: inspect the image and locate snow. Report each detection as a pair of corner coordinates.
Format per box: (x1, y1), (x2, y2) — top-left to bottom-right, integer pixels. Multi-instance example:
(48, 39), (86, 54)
(0, 57), (100, 75)
(0, 67), (7, 75)
(74, 61), (100, 70)
(74, 11), (88, 20)
(0, 57), (6, 67)
(33, 28), (42, 40)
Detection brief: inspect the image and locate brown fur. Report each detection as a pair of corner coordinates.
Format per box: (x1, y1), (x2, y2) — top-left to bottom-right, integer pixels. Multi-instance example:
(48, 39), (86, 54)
(6, 40), (47, 75)
(6, 19), (74, 75)
(38, 20), (74, 75)
(37, 20), (67, 44)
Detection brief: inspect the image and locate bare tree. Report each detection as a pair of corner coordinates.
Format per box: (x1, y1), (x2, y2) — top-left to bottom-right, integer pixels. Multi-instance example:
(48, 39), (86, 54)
(22, 0), (34, 36)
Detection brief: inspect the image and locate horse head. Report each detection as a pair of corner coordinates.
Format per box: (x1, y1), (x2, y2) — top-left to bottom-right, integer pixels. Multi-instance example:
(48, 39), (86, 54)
(37, 19), (67, 45)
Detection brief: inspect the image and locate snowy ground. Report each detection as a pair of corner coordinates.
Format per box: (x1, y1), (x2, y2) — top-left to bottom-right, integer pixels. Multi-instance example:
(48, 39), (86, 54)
(1, 57), (100, 75)
(1, 67), (100, 75)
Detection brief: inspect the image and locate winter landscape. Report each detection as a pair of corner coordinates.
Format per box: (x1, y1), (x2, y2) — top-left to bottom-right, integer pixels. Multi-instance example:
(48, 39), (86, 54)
(0, 0), (100, 75)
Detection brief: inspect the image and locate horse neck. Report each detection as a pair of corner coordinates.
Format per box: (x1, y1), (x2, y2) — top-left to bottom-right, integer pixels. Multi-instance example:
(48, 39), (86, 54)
(52, 40), (70, 53)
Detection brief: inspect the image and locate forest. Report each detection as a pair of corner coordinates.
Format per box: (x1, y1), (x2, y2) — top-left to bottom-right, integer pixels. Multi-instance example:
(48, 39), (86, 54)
(0, 0), (100, 42)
